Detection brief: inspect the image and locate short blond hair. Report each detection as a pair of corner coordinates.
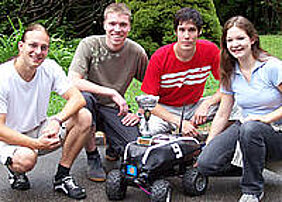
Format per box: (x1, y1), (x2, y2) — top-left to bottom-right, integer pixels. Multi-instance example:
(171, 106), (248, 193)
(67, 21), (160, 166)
(104, 3), (131, 19)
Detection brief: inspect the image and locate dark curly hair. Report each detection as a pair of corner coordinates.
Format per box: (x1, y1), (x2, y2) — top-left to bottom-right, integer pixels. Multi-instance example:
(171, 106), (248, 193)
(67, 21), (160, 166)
(174, 8), (203, 32)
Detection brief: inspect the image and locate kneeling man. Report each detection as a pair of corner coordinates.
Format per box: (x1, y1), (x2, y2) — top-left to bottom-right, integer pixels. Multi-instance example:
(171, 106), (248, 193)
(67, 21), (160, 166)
(0, 24), (92, 200)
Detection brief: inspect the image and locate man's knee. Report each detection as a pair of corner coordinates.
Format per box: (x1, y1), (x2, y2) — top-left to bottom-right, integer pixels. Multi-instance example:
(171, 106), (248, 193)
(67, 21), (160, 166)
(66, 108), (92, 143)
(71, 108), (92, 140)
(78, 108), (92, 128)
(12, 147), (37, 173)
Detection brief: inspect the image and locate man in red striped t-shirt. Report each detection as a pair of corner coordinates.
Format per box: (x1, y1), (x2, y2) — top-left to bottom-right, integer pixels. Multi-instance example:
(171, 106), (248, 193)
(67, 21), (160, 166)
(141, 7), (221, 136)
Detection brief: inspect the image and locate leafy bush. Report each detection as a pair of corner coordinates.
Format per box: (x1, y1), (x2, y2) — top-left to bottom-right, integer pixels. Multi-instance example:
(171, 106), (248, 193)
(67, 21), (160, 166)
(117, 0), (222, 56)
(47, 38), (81, 115)
(48, 38), (81, 74)
(0, 17), (22, 63)
(214, 0), (281, 34)
(0, 0), (114, 38)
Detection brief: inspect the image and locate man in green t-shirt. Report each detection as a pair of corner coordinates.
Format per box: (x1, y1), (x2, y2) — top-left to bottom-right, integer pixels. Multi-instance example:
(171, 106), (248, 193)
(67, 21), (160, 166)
(68, 3), (148, 182)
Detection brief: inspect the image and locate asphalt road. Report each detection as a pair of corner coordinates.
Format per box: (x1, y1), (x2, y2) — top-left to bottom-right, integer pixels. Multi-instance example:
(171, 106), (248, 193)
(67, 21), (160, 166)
(1, 146), (282, 202)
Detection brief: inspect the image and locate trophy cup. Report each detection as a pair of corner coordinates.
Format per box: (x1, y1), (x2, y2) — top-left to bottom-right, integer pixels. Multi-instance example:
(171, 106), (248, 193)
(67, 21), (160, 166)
(135, 95), (159, 140)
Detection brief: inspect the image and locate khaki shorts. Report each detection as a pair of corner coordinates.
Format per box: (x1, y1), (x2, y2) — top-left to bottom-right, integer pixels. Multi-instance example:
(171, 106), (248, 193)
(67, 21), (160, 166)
(0, 118), (66, 165)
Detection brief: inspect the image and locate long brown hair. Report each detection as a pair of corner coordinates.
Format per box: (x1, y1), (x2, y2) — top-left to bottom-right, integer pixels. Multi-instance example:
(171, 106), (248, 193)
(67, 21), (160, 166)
(220, 16), (269, 90)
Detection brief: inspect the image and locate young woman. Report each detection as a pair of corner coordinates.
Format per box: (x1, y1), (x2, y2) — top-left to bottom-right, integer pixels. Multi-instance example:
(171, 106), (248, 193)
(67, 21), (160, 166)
(197, 16), (282, 202)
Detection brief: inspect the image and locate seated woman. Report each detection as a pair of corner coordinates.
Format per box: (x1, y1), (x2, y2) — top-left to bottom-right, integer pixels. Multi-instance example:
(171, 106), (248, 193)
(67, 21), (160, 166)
(197, 16), (282, 202)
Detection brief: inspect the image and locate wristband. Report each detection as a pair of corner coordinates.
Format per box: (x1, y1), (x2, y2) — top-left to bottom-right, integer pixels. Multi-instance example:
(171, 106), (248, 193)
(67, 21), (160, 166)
(51, 117), (63, 126)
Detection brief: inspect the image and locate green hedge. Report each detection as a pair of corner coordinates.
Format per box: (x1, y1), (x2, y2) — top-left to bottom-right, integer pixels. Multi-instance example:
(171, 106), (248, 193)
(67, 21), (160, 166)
(117, 0), (222, 56)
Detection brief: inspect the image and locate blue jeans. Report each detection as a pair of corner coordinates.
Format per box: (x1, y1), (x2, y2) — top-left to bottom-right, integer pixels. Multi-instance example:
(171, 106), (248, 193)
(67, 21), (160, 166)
(197, 121), (282, 195)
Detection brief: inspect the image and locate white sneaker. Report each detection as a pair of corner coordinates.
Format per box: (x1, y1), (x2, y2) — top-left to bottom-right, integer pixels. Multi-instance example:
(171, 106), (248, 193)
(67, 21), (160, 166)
(239, 192), (264, 202)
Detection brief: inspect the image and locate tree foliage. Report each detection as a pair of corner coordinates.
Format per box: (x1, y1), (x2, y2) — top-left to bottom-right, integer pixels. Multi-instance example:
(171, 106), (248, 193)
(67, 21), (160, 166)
(214, 0), (281, 34)
(0, 0), (114, 38)
(117, 0), (222, 56)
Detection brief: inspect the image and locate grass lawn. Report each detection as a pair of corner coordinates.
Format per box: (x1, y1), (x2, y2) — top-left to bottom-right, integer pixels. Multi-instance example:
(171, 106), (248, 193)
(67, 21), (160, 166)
(260, 35), (282, 60)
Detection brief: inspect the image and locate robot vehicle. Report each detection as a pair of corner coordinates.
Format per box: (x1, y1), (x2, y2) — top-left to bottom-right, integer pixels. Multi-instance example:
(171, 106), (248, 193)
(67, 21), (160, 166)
(106, 95), (208, 202)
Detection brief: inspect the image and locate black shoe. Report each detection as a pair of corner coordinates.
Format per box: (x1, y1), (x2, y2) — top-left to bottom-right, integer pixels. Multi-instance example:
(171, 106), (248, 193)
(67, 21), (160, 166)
(105, 147), (119, 161)
(87, 152), (106, 182)
(8, 170), (30, 190)
(54, 175), (86, 199)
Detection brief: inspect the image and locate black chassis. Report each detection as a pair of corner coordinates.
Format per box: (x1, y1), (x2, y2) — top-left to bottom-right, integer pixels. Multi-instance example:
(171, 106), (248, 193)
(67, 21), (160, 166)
(120, 134), (202, 189)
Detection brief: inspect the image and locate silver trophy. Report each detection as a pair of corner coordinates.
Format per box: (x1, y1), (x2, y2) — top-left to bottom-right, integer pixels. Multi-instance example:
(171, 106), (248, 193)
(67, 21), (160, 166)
(135, 95), (159, 137)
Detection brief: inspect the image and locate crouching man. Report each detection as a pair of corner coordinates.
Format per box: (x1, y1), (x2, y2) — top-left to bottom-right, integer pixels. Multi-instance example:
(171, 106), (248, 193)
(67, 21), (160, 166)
(0, 24), (92, 200)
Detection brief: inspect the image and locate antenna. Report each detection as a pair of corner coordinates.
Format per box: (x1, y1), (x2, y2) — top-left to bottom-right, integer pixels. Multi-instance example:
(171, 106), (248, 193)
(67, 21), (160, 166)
(178, 103), (186, 136)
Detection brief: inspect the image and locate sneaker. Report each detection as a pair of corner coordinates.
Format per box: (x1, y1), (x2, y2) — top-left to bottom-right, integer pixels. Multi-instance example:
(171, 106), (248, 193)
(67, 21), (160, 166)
(54, 175), (86, 199)
(239, 192), (264, 202)
(8, 171), (30, 190)
(87, 152), (106, 182)
(105, 147), (119, 161)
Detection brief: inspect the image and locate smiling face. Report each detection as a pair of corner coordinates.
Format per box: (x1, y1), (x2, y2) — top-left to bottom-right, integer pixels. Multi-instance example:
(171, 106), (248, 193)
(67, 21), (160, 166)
(104, 12), (131, 51)
(226, 26), (254, 60)
(18, 29), (49, 69)
(176, 21), (199, 53)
